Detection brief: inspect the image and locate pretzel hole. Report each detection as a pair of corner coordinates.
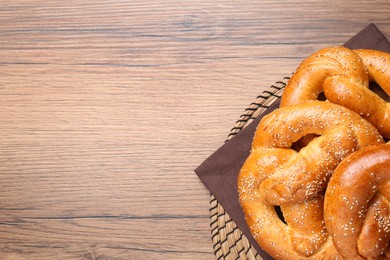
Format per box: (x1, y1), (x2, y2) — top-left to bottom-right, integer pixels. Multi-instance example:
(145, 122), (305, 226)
(370, 82), (390, 142)
(317, 92), (326, 101)
(274, 206), (287, 224)
(291, 134), (320, 152)
(370, 82), (390, 102)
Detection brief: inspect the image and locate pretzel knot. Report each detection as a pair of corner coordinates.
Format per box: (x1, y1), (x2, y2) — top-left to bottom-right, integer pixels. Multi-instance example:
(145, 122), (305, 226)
(280, 46), (390, 138)
(238, 101), (384, 259)
(325, 144), (390, 260)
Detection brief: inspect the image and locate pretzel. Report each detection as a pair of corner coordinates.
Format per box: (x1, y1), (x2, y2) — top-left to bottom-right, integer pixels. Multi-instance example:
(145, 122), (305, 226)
(254, 101), (383, 204)
(280, 46), (369, 106)
(280, 46), (390, 138)
(324, 144), (390, 259)
(238, 148), (339, 259)
(238, 101), (384, 259)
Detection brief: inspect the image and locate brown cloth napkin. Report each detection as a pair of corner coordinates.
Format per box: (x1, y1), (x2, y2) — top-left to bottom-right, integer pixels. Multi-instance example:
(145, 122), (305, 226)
(195, 23), (390, 259)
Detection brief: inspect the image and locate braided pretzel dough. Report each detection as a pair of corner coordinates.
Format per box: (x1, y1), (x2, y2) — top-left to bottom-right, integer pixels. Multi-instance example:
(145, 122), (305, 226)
(238, 101), (384, 259)
(239, 148), (339, 259)
(280, 46), (369, 106)
(280, 46), (390, 138)
(324, 144), (390, 260)
(254, 101), (383, 205)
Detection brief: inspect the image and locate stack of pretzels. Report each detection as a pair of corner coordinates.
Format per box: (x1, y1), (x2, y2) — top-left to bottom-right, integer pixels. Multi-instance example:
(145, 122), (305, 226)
(238, 46), (390, 259)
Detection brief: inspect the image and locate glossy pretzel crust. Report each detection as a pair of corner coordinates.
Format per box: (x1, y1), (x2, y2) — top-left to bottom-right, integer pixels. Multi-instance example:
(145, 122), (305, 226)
(238, 101), (384, 259)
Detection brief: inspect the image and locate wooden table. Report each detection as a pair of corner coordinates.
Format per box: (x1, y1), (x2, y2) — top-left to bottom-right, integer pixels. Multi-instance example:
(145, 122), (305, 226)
(1, 1), (390, 259)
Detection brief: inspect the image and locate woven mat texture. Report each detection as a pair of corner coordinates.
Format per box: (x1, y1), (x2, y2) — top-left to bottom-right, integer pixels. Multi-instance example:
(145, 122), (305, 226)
(209, 77), (290, 260)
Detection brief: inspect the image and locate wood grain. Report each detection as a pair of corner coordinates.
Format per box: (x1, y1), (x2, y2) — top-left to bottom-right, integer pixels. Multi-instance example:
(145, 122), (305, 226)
(1, 0), (390, 259)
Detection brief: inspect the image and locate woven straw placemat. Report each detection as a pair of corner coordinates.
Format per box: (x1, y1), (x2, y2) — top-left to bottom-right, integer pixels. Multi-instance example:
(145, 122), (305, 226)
(209, 76), (290, 260)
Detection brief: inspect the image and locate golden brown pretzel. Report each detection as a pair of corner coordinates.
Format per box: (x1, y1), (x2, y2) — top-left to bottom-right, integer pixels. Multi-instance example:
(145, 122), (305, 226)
(254, 101), (383, 204)
(281, 46), (390, 138)
(280, 46), (369, 107)
(238, 147), (339, 259)
(324, 49), (390, 138)
(324, 144), (390, 259)
(238, 101), (384, 259)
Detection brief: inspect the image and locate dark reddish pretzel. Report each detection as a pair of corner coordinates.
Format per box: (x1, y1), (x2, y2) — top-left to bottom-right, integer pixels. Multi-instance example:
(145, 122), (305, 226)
(324, 144), (390, 259)
(281, 46), (390, 138)
(238, 101), (383, 259)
